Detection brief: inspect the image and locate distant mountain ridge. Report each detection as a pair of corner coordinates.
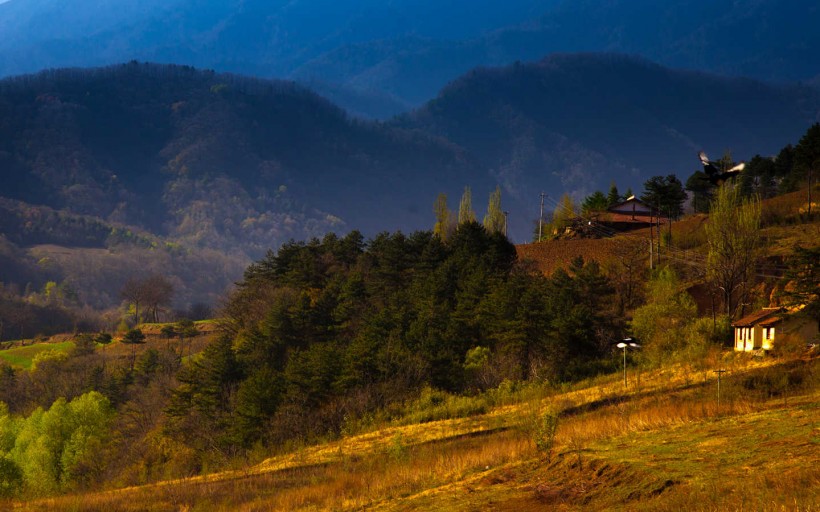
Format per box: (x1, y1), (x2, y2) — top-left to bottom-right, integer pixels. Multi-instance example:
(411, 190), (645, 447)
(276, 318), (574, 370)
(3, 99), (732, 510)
(0, 0), (818, 117)
(0, 55), (817, 247)
(396, 53), (819, 239)
(0, 62), (475, 255)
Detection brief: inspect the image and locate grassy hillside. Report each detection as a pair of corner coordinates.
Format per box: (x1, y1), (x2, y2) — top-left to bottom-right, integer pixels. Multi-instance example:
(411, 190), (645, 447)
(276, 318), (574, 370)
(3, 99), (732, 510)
(517, 187), (820, 277)
(0, 341), (75, 370)
(15, 351), (818, 511)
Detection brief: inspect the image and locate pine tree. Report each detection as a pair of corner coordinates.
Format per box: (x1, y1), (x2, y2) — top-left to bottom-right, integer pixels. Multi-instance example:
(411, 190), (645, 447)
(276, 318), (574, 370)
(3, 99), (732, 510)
(607, 182), (621, 206)
(582, 191), (608, 214)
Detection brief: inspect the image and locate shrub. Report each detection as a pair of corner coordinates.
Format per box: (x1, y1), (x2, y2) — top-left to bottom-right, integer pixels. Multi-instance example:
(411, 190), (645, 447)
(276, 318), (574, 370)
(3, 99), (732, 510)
(399, 387), (488, 424)
(533, 409), (560, 462)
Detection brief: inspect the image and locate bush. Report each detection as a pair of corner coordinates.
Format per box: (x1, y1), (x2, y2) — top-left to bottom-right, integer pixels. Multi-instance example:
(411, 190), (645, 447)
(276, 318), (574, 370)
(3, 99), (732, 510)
(398, 387), (488, 424)
(533, 409), (560, 462)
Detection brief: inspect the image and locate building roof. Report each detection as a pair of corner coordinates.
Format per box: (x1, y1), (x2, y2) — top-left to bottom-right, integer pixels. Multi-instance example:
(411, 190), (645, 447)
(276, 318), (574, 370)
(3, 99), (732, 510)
(758, 316), (784, 327)
(600, 212), (667, 224)
(732, 308), (782, 327)
(607, 197), (669, 219)
(608, 197), (650, 212)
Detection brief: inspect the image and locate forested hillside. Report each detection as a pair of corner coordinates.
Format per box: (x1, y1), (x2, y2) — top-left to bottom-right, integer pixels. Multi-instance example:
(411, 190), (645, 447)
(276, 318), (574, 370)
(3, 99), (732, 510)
(0, 62), (472, 254)
(398, 54), (819, 238)
(1, 57), (815, 248)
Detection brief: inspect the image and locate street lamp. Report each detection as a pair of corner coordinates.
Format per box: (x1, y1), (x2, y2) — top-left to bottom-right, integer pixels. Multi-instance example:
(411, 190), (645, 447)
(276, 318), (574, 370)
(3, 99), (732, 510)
(617, 338), (641, 388)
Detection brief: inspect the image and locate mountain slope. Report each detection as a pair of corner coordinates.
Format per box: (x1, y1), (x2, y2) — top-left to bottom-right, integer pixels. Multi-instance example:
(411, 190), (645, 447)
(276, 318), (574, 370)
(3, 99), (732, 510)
(1, 56), (817, 247)
(0, 62), (473, 256)
(395, 53), (819, 239)
(1, 0), (818, 117)
(293, 0), (820, 113)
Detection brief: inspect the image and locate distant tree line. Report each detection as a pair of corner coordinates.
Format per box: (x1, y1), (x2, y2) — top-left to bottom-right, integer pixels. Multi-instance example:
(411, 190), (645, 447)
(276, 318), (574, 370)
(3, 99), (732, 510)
(687, 123), (820, 213)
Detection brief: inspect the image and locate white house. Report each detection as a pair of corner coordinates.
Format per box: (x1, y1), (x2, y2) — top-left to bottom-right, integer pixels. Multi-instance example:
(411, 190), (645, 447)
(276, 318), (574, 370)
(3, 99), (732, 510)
(732, 307), (819, 351)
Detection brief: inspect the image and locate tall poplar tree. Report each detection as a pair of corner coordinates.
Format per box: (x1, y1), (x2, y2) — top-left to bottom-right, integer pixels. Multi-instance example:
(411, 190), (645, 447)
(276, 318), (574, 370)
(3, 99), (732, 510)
(458, 186), (476, 224)
(433, 193), (450, 240)
(483, 186), (505, 234)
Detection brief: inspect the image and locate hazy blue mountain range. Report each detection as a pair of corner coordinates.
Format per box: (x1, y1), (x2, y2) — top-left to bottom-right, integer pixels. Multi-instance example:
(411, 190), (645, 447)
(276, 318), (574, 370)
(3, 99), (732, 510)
(0, 62), (474, 256)
(398, 53), (820, 234)
(1, 0), (818, 117)
(1, 55), (817, 248)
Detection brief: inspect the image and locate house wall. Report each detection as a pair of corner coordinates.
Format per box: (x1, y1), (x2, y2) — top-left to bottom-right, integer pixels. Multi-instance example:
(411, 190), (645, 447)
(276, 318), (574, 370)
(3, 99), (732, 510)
(762, 326), (775, 350)
(781, 317), (820, 344)
(611, 201), (652, 214)
(735, 326), (763, 351)
(736, 317), (819, 352)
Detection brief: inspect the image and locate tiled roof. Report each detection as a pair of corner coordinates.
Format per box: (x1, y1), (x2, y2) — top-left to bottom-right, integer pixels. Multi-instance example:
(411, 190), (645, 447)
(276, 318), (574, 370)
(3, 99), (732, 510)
(732, 308), (782, 327)
(758, 316), (784, 327)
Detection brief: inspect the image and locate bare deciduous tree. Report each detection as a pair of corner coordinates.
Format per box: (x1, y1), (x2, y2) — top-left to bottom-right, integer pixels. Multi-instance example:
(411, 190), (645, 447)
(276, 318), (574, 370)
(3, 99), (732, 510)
(705, 184), (762, 319)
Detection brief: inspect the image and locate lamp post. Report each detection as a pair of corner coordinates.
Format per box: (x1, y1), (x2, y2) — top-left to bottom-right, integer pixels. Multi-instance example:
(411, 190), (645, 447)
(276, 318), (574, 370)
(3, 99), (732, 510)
(617, 338), (641, 388)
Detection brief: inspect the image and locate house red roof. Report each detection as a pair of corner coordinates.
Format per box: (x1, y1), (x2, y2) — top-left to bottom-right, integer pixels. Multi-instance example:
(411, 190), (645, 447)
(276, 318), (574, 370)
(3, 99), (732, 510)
(732, 308), (782, 327)
(599, 212), (668, 224)
(758, 316), (784, 327)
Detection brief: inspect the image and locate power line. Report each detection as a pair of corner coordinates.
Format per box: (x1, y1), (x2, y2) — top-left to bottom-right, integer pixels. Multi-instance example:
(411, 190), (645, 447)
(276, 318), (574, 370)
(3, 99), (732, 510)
(537, 194), (790, 280)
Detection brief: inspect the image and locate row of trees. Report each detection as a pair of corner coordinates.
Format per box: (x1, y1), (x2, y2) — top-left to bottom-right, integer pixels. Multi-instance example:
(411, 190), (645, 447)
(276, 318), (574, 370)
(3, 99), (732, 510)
(120, 275), (174, 324)
(547, 122), (820, 235)
(434, 186), (506, 240)
(687, 123), (820, 212)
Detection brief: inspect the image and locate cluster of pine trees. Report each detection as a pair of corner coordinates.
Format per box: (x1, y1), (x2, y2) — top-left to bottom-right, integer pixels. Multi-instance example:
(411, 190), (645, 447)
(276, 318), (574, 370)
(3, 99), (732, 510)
(167, 224), (623, 452)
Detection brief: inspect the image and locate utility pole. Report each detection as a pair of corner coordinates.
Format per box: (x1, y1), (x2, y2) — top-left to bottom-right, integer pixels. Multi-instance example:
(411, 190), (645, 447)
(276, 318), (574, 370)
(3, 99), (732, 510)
(538, 192), (547, 241)
(649, 208), (654, 269)
(656, 202), (661, 263)
(809, 161), (814, 218)
(714, 369), (727, 411)
(503, 210), (509, 237)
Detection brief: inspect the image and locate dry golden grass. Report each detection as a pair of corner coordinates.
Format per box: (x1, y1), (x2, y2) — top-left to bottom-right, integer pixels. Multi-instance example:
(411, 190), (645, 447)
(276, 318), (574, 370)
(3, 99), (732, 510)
(13, 353), (817, 512)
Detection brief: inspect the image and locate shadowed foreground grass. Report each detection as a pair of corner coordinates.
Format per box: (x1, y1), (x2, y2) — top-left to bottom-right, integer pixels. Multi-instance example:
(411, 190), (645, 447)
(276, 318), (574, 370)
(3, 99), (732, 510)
(13, 355), (820, 511)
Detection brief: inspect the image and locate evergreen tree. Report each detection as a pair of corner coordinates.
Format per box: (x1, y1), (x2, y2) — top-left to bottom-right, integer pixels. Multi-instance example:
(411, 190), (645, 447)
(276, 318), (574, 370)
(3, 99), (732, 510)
(779, 245), (820, 322)
(686, 170), (714, 213)
(606, 182), (621, 206)
(641, 175), (687, 219)
(581, 191), (608, 214)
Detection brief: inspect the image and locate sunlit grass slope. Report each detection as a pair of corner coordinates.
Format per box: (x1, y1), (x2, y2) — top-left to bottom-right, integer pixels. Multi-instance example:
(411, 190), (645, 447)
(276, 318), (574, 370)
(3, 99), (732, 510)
(0, 341), (74, 370)
(15, 351), (818, 511)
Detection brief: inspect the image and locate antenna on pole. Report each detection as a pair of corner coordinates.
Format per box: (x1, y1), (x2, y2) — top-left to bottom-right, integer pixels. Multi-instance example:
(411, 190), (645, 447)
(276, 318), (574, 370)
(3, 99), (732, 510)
(538, 192), (547, 241)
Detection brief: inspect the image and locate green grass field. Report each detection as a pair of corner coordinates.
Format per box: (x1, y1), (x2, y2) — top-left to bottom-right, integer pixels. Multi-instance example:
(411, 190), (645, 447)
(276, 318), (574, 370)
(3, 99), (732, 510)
(0, 341), (75, 369)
